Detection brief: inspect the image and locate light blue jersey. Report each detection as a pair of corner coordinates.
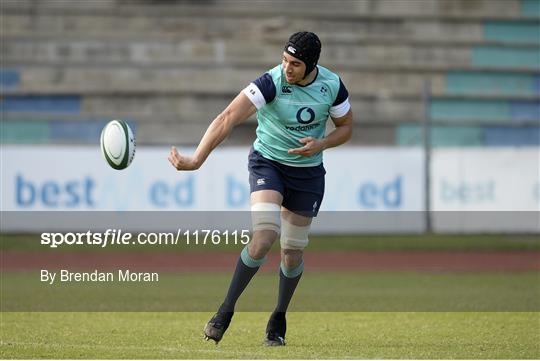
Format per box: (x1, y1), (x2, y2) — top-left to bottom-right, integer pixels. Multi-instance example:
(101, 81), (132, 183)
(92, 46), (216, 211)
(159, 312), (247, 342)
(243, 64), (350, 167)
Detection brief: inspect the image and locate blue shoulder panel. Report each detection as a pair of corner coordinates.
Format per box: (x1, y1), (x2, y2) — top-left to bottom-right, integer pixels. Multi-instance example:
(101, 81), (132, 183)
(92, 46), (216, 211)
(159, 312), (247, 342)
(332, 78), (349, 106)
(253, 73), (277, 104)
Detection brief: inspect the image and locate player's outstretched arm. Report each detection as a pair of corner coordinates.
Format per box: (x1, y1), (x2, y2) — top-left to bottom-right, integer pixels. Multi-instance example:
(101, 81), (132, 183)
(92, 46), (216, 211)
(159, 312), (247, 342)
(169, 92), (256, 171)
(288, 109), (353, 157)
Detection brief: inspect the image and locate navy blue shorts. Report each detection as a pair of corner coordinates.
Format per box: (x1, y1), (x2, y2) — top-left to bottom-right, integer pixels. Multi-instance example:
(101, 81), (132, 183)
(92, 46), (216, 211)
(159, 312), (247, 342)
(248, 148), (325, 217)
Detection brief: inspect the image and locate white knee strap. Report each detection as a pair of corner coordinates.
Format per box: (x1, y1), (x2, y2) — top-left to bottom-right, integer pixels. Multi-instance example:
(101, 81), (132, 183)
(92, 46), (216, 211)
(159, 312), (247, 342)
(280, 218), (310, 250)
(251, 202), (281, 233)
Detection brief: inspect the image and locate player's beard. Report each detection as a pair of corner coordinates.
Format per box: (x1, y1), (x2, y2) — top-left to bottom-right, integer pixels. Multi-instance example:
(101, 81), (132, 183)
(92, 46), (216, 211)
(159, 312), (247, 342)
(285, 72), (299, 84)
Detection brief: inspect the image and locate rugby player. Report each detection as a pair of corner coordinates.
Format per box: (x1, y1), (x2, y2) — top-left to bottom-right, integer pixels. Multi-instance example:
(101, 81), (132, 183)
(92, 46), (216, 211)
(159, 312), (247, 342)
(168, 31), (353, 346)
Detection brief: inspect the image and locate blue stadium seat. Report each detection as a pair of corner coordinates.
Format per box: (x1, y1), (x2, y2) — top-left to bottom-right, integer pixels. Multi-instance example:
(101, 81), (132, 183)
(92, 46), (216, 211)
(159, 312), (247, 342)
(484, 126), (540, 146)
(0, 95), (81, 113)
(510, 101), (540, 121)
(397, 124), (483, 146)
(0, 69), (20, 89)
(445, 71), (537, 96)
(521, 0), (540, 16)
(430, 99), (510, 122)
(472, 46), (540, 68)
(50, 120), (109, 143)
(484, 21), (540, 44)
(1, 121), (50, 143)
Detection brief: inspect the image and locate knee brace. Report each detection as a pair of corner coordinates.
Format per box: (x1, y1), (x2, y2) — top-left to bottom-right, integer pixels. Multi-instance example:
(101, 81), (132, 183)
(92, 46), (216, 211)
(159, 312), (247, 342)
(251, 202), (281, 233)
(280, 218), (310, 250)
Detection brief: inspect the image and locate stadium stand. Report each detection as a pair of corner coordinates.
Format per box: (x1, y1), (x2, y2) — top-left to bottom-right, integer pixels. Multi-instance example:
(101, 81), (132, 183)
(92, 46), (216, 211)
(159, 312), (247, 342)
(1, 0), (539, 146)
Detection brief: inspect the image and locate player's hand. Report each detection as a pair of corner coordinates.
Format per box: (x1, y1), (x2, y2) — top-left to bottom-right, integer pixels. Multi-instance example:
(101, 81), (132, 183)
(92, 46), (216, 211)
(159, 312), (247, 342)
(168, 146), (200, 171)
(288, 137), (325, 157)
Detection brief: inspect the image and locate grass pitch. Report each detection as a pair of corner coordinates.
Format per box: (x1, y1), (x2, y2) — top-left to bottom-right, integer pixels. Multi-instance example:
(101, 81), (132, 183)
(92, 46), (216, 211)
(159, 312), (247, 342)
(2, 271), (538, 312)
(2, 233), (539, 358)
(1, 312), (538, 359)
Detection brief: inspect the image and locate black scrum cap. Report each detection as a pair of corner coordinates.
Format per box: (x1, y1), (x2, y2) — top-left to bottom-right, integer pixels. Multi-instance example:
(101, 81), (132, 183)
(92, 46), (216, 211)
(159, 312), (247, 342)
(284, 31), (321, 78)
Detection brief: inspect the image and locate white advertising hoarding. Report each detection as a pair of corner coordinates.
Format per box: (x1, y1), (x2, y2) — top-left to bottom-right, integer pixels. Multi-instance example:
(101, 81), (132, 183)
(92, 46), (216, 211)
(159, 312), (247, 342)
(2, 145), (538, 232)
(431, 148), (539, 232)
(1, 145), (424, 212)
(432, 148), (539, 211)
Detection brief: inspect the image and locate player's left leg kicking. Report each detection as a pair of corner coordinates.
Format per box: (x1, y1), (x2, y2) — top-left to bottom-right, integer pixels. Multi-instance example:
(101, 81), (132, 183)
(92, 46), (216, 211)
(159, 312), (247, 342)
(204, 190), (282, 344)
(263, 207), (311, 346)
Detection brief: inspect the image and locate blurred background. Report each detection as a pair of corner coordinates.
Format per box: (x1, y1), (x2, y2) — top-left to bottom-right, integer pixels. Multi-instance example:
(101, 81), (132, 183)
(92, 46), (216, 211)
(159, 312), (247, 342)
(1, 0), (539, 146)
(1, 0), (539, 231)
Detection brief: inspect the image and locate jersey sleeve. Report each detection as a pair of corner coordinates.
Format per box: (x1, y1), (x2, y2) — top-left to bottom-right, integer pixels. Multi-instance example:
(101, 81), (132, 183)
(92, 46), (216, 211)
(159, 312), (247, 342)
(329, 78), (351, 118)
(242, 73), (277, 109)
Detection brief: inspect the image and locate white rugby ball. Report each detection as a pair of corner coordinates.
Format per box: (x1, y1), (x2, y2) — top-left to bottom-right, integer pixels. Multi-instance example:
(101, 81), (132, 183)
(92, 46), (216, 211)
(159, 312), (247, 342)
(100, 120), (136, 170)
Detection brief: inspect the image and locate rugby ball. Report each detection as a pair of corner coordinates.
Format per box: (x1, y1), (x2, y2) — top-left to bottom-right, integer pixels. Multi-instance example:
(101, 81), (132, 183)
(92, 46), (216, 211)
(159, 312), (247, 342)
(100, 120), (136, 170)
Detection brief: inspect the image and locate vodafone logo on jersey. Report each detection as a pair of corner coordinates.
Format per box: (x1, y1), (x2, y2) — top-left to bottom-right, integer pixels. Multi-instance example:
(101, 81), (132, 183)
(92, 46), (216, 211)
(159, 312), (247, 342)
(296, 107), (316, 124)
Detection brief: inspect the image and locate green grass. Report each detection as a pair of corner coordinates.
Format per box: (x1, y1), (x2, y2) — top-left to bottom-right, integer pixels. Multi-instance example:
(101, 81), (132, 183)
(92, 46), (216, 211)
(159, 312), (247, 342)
(3, 271), (538, 312)
(2, 233), (539, 252)
(2, 232), (539, 358)
(1, 312), (538, 359)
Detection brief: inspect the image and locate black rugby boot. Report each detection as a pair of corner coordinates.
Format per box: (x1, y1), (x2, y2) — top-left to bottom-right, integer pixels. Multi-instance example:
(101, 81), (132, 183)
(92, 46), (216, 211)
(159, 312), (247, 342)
(263, 311), (286, 346)
(204, 311), (234, 344)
